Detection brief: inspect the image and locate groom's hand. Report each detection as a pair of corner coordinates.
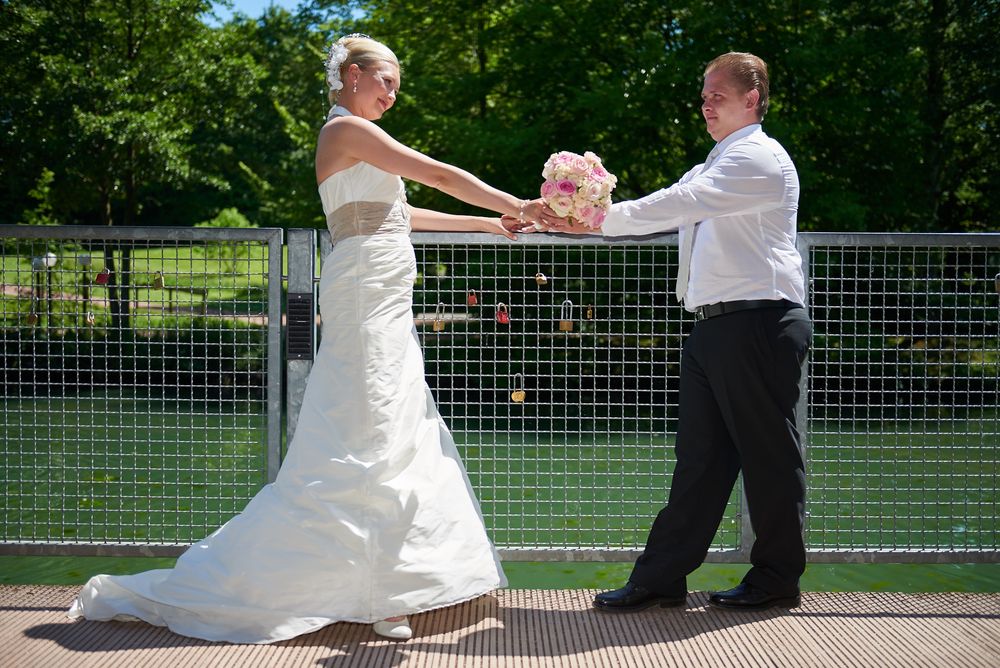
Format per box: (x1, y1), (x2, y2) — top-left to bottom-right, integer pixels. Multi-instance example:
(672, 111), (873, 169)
(542, 217), (593, 234)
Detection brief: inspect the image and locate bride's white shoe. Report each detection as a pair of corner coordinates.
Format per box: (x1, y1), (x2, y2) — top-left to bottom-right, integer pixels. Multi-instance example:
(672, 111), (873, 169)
(373, 616), (412, 640)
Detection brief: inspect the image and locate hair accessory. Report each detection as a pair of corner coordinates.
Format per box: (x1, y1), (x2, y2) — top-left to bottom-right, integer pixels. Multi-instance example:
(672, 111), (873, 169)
(325, 41), (349, 93)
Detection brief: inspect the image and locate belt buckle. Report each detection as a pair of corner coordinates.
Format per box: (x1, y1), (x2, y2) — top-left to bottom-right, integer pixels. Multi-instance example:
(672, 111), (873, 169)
(695, 307), (706, 321)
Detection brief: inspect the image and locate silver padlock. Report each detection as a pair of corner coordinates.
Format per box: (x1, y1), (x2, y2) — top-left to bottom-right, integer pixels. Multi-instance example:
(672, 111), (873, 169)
(432, 302), (446, 332)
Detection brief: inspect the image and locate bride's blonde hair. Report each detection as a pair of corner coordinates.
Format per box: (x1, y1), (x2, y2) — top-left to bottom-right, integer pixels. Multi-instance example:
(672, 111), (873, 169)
(326, 35), (400, 107)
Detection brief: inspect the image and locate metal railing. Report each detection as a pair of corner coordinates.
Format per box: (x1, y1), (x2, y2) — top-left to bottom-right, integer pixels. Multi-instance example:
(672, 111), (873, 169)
(1, 225), (283, 556)
(2, 225), (997, 563)
(800, 233), (1000, 563)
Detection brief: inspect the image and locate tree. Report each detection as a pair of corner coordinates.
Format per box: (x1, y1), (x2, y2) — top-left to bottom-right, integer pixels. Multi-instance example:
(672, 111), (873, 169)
(1, 0), (263, 329)
(314, 0), (997, 232)
(204, 6), (330, 230)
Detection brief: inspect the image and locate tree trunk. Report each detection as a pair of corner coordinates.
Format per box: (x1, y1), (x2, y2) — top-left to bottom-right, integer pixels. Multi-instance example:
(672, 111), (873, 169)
(923, 0), (948, 229)
(477, 15), (487, 119)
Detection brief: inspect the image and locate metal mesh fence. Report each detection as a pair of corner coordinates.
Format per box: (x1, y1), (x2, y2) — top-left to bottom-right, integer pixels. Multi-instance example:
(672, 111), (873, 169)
(4, 226), (997, 562)
(804, 234), (1000, 558)
(1, 226), (282, 555)
(320, 232), (745, 558)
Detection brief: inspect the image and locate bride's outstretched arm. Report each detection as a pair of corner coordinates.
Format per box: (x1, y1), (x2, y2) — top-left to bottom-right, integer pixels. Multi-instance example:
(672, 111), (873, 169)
(317, 116), (553, 225)
(408, 207), (535, 239)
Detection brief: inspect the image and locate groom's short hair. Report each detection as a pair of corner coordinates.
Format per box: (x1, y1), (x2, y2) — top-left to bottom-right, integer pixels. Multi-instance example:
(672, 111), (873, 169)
(705, 52), (770, 120)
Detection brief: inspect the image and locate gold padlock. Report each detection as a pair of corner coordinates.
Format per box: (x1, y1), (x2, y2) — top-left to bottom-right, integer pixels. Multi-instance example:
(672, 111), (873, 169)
(152, 271), (164, 290)
(85, 311), (96, 325)
(559, 299), (574, 332)
(26, 311), (39, 326)
(534, 272), (548, 286)
(432, 302), (446, 332)
(511, 373), (526, 403)
(585, 304), (594, 320)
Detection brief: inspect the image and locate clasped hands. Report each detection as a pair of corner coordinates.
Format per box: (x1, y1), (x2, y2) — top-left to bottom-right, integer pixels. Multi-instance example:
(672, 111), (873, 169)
(501, 198), (596, 235)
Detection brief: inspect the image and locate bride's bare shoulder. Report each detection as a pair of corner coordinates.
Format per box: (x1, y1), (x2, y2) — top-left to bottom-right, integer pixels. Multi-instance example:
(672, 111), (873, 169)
(321, 115), (378, 136)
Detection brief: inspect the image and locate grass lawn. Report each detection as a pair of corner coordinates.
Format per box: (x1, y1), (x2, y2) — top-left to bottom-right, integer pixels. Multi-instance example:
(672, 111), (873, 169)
(1, 243), (276, 329)
(2, 557), (998, 594)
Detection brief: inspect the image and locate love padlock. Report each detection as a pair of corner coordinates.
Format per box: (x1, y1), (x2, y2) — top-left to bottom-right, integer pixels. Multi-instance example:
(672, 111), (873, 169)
(26, 311), (39, 326)
(510, 373), (526, 403)
(85, 311), (95, 326)
(495, 302), (510, 325)
(152, 271), (164, 290)
(95, 267), (111, 285)
(466, 289), (478, 307)
(432, 302), (446, 332)
(534, 272), (548, 286)
(559, 299), (574, 332)
(585, 305), (594, 320)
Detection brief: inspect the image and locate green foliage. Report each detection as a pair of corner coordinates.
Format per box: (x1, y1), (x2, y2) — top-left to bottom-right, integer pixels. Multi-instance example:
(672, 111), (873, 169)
(19, 169), (59, 227)
(0, 0), (264, 229)
(1, 1), (997, 231)
(195, 207), (259, 272)
(324, 0), (997, 232)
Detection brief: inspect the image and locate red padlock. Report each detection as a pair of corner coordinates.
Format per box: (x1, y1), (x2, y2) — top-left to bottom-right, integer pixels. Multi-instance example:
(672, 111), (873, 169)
(467, 289), (478, 307)
(495, 302), (510, 325)
(95, 267), (111, 285)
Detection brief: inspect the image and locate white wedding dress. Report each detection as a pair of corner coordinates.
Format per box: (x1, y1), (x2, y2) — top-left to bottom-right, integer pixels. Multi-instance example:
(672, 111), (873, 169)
(68, 109), (506, 643)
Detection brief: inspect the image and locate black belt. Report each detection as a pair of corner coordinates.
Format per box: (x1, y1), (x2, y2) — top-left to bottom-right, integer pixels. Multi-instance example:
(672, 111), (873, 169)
(694, 299), (801, 321)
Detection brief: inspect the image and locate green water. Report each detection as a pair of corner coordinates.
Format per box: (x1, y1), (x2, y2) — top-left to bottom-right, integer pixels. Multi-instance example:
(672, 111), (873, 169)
(2, 398), (997, 592)
(2, 556), (998, 593)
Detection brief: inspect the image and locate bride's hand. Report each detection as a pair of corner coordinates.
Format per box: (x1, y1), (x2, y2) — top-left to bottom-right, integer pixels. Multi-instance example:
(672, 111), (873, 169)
(491, 215), (536, 239)
(521, 198), (565, 229)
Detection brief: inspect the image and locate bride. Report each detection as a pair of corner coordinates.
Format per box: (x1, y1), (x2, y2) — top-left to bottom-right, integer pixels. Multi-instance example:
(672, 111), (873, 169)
(68, 34), (557, 643)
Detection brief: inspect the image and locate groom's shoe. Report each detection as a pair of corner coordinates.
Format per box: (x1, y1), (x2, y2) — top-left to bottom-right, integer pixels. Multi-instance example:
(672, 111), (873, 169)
(593, 582), (686, 613)
(708, 582), (800, 611)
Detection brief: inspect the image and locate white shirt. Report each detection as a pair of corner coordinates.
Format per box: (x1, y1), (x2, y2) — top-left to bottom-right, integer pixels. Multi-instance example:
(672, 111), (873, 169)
(602, 124), (805, 311)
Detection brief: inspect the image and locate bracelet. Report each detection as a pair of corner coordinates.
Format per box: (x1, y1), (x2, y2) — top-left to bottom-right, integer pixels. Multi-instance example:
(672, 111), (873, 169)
(518, 200), (529, 222)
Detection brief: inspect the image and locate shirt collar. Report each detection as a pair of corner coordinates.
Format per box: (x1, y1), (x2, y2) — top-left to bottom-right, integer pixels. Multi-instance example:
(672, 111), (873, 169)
(329, 105), (353, 118)
(712, 123), (762, 156)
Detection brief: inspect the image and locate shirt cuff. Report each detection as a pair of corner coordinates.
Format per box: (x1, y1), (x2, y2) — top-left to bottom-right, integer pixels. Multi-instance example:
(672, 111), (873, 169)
(600, 204), (633, 237)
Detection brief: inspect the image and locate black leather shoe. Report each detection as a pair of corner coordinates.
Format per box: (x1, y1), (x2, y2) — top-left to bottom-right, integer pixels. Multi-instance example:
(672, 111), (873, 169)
(708, 582), (800, 611)
(593, 582), (686, 613)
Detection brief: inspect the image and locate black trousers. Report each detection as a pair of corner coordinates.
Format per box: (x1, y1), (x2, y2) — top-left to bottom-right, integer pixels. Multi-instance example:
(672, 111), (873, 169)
(629, 304), (812, 597)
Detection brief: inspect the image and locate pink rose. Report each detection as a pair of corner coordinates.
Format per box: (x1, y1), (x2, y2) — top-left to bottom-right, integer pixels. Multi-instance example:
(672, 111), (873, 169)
(556, 179), (577, 196)
(591, 208), (607, 227)
(585, 182), (603, 200)
(553, 152), (575, 167)
(591, 164), (608, 180)
(570, 155), (589, 173)
(540, 180), (559, 199)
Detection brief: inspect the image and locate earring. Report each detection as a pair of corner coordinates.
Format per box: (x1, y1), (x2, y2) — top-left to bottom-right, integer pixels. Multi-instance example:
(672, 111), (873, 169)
(353, 80), (357, 94)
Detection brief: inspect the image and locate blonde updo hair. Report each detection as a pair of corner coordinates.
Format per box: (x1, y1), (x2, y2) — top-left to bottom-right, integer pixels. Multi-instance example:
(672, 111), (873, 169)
(326, 35), (400, 106)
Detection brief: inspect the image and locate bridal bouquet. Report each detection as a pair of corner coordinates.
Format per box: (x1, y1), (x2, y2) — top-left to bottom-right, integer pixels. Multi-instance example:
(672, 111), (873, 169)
(540, 151), (618, 230)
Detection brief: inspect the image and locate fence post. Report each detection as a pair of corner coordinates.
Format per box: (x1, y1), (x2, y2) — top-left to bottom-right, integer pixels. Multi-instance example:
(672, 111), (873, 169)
(285, 229), (317, 454)
(266, 229), (285, 484)
(796, 233), (812, 551)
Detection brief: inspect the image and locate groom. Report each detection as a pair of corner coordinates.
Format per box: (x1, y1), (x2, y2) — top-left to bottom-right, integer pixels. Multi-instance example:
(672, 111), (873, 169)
(550, 51), (812, 611)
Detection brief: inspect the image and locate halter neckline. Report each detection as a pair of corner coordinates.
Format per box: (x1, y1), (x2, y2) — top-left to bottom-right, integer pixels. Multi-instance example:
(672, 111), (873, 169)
(328, 105), (353, 120)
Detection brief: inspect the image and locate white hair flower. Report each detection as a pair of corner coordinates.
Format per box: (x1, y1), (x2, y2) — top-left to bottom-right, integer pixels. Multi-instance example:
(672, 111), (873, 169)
(325, 42), (349, 93)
